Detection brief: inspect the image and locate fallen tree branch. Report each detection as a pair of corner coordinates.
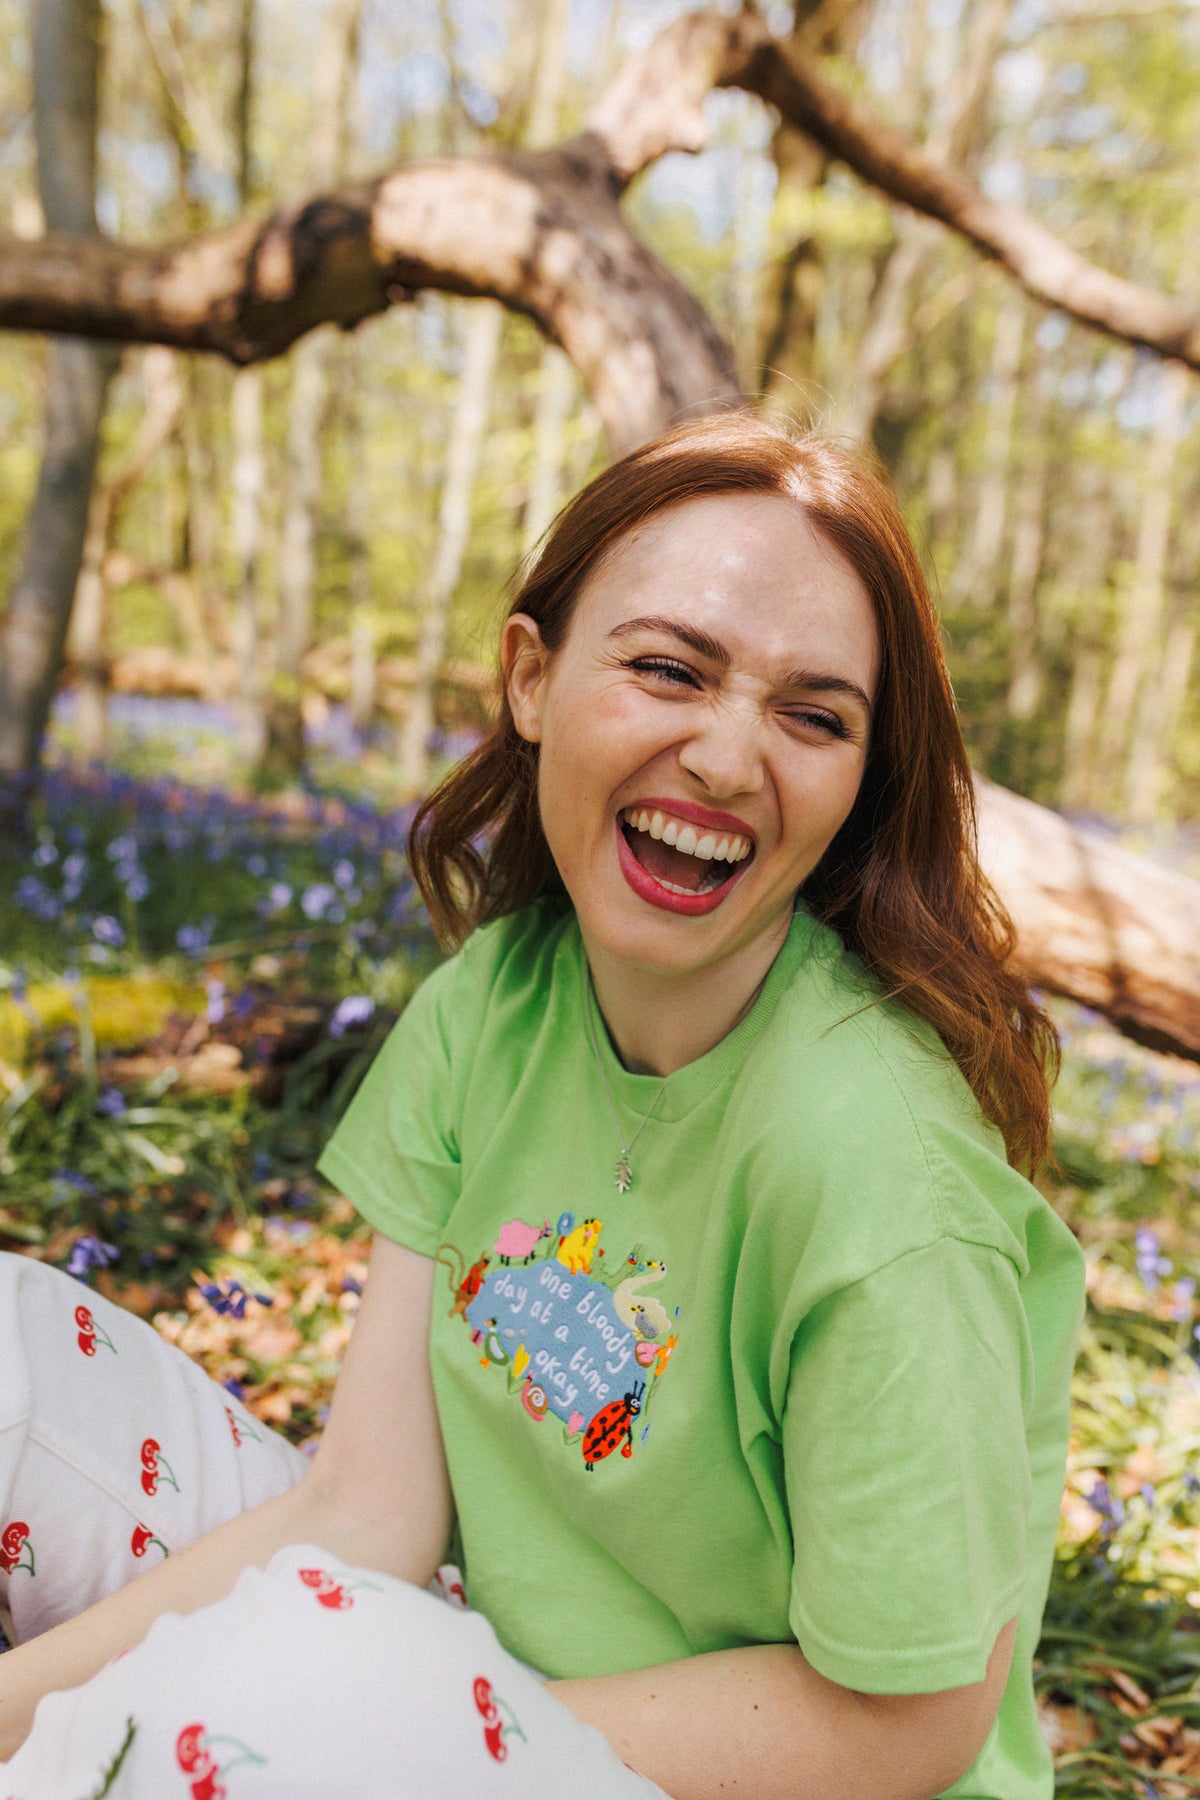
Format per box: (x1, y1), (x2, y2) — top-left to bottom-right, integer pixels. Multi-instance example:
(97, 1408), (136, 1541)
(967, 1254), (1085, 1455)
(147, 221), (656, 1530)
(0, 141), (737, 453)
(975, 779), (1200, 1061)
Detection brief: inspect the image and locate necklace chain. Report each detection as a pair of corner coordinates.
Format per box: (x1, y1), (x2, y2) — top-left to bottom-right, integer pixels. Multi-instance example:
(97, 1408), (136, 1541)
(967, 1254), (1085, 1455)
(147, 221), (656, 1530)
(584, 976), (668, 1192)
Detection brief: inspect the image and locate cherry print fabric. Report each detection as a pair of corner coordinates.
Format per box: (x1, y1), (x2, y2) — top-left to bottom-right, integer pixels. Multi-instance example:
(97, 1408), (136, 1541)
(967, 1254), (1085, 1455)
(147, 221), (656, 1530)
(1, 1545), (667, 1800)
(0, 1257), (667, 1800)
(0, 1250), (305, 1644)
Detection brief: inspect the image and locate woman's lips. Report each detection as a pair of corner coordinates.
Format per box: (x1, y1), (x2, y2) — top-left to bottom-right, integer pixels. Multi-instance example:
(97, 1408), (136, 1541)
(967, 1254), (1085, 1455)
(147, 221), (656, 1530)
(614, 818), (750, 916)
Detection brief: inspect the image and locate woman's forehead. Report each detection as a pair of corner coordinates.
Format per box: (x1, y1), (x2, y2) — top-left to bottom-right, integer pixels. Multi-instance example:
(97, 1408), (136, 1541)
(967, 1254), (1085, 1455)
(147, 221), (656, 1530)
(572, 491), (879, 688)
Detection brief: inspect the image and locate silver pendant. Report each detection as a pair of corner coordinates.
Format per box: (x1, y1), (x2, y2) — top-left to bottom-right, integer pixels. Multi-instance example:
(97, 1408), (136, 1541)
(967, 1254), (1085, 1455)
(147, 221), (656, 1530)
(614, 1156), (632, 1192)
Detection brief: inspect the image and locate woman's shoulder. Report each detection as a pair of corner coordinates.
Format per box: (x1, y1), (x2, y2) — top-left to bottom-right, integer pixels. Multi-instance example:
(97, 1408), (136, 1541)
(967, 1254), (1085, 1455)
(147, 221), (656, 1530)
(743, 917), (1051, 1279)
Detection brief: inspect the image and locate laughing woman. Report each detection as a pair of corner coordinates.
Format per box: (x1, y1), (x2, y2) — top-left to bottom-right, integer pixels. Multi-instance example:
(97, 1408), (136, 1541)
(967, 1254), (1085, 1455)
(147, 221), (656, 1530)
(0, 415), (1082, 1800)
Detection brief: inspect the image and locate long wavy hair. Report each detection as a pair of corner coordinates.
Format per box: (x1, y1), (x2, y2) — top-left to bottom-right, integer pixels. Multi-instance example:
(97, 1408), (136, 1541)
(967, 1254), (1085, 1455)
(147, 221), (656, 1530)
(410, 413), (1057, 1173)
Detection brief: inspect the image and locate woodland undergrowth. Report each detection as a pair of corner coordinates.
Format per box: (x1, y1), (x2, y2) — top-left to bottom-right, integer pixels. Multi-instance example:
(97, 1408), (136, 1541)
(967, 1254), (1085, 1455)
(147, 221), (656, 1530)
(3, 762), (1200, 1796)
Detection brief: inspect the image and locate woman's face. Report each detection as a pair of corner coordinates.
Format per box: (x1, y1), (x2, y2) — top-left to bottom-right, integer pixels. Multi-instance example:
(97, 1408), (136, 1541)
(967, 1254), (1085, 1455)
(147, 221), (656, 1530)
(502, 492), (880, 984)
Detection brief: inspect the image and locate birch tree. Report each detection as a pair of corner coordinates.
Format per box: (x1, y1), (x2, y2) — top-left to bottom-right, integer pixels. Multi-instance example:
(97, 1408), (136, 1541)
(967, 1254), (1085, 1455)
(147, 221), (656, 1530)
(0, 0), (119, 819)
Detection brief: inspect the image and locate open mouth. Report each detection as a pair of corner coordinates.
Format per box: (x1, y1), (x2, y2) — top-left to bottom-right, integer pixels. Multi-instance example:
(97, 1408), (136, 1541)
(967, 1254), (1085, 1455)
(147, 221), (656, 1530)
(618, 805), (754, 902)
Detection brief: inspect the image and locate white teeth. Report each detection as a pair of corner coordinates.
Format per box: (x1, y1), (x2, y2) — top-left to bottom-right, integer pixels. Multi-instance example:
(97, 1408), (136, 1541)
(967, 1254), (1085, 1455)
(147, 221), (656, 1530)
(621, 808), (754, 866)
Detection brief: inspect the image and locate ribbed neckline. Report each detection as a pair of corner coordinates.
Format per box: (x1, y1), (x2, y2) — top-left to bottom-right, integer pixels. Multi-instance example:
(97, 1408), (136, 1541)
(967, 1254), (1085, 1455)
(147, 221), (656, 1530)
(568, 907), (819, 1125)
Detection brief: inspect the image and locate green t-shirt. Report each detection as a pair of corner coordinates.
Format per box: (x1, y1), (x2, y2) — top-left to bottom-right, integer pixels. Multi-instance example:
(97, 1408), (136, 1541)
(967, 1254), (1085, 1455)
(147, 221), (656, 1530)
(318, 898), (1084, 1800)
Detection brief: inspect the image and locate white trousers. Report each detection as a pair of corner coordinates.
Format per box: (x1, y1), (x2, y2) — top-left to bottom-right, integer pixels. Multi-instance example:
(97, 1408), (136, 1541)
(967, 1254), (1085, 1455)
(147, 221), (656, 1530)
(0, 1254), (668, 1799)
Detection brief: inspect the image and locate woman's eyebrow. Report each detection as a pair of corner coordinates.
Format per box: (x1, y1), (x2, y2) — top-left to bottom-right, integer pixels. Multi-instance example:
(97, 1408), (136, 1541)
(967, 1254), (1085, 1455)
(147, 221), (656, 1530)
(605, 615), (873, 717)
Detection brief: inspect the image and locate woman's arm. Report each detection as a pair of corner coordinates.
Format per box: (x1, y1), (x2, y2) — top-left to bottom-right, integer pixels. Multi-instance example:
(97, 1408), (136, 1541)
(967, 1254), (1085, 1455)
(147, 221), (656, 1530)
(0, 1233), (451, 1761)
(551, 1617), (1017, 1800)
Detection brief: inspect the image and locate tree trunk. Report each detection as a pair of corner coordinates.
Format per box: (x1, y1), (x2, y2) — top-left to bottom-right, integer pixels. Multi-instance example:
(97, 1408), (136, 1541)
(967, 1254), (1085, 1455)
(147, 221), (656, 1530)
(0, 0), (117, 817)
(395, 299), (504, 798)
(945, 292), (1023, 610)
(344, 340), (376, 738)
(757, 1), (868, 409)
(1098, 358), (1189, 808)
(1125, 605), (1196, 824)
(260, 0), (362, 779)
(231, 367), (266, 757)
(1004, 373), (1051, 730)
(261, 325), (333, 779)
(521, 0), (576, 557)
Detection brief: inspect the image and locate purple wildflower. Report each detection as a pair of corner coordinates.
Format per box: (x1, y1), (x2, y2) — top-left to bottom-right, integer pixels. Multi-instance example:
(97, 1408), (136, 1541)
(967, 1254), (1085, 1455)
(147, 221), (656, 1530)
(329, 995), (374, 1037)
(66, 1235), (119, 1281)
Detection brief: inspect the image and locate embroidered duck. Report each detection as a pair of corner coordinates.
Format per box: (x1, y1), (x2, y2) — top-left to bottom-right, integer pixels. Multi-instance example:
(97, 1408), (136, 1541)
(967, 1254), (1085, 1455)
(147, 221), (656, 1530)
(614, 1258), (671, 1340)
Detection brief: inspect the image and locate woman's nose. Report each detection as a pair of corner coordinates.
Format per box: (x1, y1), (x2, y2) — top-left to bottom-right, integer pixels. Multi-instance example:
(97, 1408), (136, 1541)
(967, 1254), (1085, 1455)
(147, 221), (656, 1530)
(677, 702), (766, 799)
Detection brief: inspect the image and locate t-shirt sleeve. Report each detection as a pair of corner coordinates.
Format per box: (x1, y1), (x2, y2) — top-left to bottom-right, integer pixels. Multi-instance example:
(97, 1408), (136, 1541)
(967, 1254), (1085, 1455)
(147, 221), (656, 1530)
(316, 958), (465, 1255)
(781, 1236), (1033, 1695)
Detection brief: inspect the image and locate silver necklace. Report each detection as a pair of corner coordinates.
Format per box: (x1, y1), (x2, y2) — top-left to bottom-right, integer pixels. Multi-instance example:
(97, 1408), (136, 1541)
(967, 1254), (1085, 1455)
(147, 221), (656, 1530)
(584, 976), (668, 1192)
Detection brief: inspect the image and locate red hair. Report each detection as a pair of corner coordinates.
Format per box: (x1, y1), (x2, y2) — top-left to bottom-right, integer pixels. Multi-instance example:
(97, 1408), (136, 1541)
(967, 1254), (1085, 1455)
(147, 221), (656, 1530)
(410, 413), (1057, 1173)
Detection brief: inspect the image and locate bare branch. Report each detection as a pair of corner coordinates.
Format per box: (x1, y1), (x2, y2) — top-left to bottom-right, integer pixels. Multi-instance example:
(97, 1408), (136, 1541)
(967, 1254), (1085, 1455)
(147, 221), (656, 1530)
(588, 9), (1200, 369)
(0, 145), (738, 453)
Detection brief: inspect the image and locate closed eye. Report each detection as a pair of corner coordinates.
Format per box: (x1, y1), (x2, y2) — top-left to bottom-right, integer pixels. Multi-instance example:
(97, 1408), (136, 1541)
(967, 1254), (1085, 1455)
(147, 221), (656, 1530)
(624, 656), (700, 688)
(783, 708), (852, 740)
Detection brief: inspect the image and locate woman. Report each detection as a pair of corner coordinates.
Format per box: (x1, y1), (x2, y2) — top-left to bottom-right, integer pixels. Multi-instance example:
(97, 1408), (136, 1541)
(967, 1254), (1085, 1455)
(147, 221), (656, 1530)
(0, 414), (1083, 1800)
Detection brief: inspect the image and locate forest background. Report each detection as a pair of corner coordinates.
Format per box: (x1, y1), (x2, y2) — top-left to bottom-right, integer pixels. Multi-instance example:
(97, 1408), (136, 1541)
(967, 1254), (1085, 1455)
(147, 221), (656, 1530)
(3, 0), (1200, 1791)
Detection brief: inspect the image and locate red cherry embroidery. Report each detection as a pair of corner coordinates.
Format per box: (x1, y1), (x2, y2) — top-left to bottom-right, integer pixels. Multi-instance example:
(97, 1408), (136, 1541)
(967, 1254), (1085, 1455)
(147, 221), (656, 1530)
(0, 1522), (31, 1575)
(176, 1724), (207, 1773)
(74, 1303), (114, 1355)
(297, 1567), (353, 1609)
(473, 1676), (498, 1724)
(190, 1770), (226, 1800)
(130, 1522), (167, 1560)
(484, 1720), (507, 1762)
(140, 1438), (160, 1496)
(224, 1406), (242, 1447)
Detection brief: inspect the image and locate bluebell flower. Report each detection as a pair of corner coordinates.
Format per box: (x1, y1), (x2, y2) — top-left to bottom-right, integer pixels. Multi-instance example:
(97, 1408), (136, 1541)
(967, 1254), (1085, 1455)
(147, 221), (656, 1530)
(1086, 1477), (1126, 1538)
(263, 882), (293, 917)
(32, 840), (58, 867)
(222, 1378), (247, 1400)
(91, 915), (125, 948)
(205, 977), (226, 1025)
(52, 1167), (99, 1196)
(1172, 1277), (1195, 1321)
(333, 859), (356, 889)
(197, 1278), (273, 1320)
(95, 1086), (126, 1117)
(329, 995), (375, 1037)
(301, 882), (337, 921)
(66, 1235), (119, 1280)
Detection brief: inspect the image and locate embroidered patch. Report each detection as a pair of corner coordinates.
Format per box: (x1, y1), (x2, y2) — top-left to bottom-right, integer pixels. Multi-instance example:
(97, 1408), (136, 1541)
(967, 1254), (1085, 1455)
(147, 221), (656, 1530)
(438, 1216), (680, 1469)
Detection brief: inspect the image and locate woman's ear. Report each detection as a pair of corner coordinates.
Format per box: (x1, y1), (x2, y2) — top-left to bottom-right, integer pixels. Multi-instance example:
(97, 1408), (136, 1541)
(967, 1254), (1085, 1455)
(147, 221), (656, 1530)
(501, 614), (550, 744)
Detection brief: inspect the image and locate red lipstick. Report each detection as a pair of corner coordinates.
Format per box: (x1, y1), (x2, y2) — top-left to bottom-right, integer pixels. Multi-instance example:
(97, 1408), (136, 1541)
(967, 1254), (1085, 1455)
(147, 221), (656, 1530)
(614, 818), (751, 916)
(621, 796), (756, 843)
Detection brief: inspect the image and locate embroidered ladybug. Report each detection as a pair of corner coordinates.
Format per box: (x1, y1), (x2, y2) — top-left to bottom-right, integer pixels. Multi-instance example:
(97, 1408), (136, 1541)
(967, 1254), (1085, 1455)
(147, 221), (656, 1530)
(582, 1382), (644, 1471)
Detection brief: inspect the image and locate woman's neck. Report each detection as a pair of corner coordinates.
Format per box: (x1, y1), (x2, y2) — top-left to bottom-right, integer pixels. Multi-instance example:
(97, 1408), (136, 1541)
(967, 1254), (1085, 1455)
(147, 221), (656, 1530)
(582, 914), (793, 1077)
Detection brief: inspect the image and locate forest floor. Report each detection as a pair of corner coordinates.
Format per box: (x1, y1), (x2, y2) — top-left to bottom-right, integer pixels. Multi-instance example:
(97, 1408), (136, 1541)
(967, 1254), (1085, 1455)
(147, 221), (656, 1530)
(4, 750), (1200, 1797)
